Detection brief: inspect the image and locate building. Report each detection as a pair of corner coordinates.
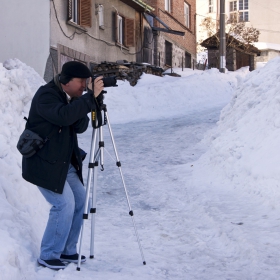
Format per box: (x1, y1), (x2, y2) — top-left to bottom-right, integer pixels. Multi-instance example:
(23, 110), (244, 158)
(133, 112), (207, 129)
(142, 0), (197, 69)
(0, 0), (156, 81)
(46, 0), (155, 81)
(196, 0), (280, 68)
(1, 1), (197, 80)
(0, 1), (50, 77)
(201, 33), (260, 71)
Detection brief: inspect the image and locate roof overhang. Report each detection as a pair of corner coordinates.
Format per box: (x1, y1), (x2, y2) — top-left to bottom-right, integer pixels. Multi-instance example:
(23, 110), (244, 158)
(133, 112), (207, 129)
(120, 0), (154, 12)
(201, 33), (260, 55)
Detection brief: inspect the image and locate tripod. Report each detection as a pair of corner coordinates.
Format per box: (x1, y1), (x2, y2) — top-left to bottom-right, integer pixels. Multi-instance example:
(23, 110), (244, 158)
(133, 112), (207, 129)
(77, 102), (146, 271)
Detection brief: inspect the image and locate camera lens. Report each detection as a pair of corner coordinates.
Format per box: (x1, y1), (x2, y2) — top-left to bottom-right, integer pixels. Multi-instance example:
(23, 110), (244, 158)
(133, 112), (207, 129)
(103, 76), (117, 87)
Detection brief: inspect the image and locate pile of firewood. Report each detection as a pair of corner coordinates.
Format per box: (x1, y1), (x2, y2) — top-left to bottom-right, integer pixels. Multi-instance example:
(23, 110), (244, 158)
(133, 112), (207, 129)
(90, 61), (164, 86)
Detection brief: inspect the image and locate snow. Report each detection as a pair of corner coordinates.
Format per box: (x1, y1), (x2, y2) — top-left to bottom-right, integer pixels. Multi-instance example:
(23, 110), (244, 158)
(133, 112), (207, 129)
(1, 57), (280, 279)
(254, 42), (280, 52)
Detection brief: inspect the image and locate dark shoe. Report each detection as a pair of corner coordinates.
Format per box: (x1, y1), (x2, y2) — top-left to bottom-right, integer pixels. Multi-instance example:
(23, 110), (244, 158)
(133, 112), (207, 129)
(60, 253), (86, 263)
(37, 258), (66, 270)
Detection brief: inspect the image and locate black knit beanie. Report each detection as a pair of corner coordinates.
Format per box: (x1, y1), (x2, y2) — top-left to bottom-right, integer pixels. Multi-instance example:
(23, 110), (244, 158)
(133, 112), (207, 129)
(59, 61), (92, 84)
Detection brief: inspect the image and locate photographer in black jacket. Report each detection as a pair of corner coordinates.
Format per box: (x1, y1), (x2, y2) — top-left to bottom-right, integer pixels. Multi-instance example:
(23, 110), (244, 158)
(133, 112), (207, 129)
(22, 61), (104, 269)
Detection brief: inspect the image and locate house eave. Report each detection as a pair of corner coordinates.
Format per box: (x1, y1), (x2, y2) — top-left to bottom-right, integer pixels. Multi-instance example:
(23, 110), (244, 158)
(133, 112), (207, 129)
(201, 33), (261, 55)
(119, 0), (154, 12)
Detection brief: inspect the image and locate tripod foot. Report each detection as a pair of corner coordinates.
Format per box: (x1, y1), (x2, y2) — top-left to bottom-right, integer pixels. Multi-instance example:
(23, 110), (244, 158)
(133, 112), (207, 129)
(76, 267), (81, 271)
(90, 255), (94, 259)
(143, 261), (146, 265)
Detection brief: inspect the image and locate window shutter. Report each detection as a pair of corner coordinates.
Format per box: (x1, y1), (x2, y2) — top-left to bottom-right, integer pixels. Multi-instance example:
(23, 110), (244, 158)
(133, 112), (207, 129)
(125, 18), (135, 47)
(68, 0), (73, 21)
(80, 0), (91, 27)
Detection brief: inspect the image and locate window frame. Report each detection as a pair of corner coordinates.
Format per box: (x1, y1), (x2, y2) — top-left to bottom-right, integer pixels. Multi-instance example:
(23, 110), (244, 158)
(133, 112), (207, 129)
(98, 4), (104, 28)
(73, 0), (79, 24)
(165, 0), (171, 13)
(209, 0), (214, 13)
(229, 1), (237, 12)
(114, 13), (135, 48)
(239, 0), (249, 22)
(184, 2), (190, 28)
(117, 15), (124, 45)
(67, 0), (92, 28)
(229, 0), (238, 22)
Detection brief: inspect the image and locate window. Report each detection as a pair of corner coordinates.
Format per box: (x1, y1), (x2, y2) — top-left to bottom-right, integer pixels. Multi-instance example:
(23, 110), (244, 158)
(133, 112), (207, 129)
(229, 1), (237, 22)
(68, 0), (92, 27)
(165, 0), (171, 12)
(239, 0), (248, 10)
(184, 2), (190, 28)
(239, 0), (249, 21)
(229, 1), (237, 12)
(117, 15), (124, 45)
(72, 0), (79, 24)
(209, 0), (214, 13)
(114, 13), (135, 47)
(98, 4), (104, 28)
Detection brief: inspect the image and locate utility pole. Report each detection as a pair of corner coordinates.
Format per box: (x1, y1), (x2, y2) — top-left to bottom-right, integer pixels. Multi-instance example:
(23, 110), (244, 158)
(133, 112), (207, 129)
(219, 0), (226, 73)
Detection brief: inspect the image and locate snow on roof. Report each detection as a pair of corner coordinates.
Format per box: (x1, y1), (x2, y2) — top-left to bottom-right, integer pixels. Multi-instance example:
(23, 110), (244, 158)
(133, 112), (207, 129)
(253, 42), (280, 51)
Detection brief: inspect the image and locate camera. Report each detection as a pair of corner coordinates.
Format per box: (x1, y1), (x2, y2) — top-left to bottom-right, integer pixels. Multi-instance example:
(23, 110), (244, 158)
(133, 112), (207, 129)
(92, 75), (117, 88)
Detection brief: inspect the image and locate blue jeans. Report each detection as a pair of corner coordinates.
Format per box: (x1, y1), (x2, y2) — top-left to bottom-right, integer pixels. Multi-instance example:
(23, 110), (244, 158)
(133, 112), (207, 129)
(38, 164), (86, 260)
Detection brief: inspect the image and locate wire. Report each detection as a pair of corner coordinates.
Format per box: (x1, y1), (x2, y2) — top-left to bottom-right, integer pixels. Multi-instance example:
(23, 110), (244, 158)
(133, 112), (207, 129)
(86, 33), (116, 47)
(51, 0), (85, 40)
(51, 0), (156, 57)
(196, 13), (219, 22)
(197, 0), (208, 10)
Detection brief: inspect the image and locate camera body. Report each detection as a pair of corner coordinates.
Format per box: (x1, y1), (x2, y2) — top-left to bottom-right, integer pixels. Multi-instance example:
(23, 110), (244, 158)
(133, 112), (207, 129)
(92, 75), (117, 88)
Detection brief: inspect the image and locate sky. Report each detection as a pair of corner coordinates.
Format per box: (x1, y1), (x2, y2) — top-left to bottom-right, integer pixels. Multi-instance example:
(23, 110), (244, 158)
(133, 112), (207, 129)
(0, 57), (280, 280)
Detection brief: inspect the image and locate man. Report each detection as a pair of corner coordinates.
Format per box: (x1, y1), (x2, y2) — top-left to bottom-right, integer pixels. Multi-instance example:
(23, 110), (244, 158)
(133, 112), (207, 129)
(22, 61), (104, 269)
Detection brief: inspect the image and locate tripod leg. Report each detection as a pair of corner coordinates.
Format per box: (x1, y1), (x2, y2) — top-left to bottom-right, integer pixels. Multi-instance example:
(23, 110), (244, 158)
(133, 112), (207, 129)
(99, 126), (105, 171)
(90, 161), (98, 258)
(77, 129), (98, 271)
(104, 111), (146, 265)
(90, 127), (104, 258)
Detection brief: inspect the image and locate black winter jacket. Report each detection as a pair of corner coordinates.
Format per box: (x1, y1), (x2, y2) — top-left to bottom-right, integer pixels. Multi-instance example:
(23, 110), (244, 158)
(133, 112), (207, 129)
(22, 77), (96, 194)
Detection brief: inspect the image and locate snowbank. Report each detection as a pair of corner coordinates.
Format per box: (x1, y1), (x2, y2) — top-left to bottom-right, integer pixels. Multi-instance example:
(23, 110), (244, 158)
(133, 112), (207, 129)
(195, 57), (280, 203)
(104, 67), (248, 124)
(0, 59), (47, 279)
(0, 58), (247, 279)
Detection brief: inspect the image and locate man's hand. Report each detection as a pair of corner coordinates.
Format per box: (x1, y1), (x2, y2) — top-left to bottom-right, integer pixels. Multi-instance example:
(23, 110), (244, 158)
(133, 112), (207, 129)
(88, 76), (104, 97)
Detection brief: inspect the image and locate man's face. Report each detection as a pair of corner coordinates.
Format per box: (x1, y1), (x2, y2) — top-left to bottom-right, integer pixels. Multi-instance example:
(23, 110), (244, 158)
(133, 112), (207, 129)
(63, 78), (87, 98)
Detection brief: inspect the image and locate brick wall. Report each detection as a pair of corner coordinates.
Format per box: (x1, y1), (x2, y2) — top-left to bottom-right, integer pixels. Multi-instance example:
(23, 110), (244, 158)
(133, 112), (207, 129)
(145, 0), (196, 68)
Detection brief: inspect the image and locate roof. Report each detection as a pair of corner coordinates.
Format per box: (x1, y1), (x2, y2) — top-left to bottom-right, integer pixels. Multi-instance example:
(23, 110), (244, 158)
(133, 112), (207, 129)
(120, 0), (154, 12)
(254, 42), (280, 52)
(201, 33), (261, 55)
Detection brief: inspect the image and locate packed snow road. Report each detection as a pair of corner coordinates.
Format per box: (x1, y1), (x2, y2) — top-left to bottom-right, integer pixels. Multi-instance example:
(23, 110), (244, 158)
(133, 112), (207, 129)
(54, 104), (280, 280)
(36, 107), (224, 280)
